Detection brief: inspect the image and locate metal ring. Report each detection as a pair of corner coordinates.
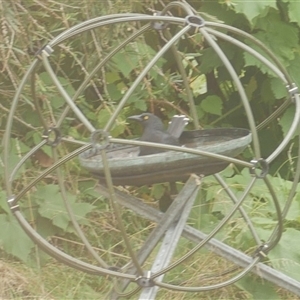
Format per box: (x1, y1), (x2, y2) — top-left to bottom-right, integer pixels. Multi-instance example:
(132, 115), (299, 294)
(185, 15), (205, 28)
(42, 127), (61, 147)
(7, 195), (19, 212)
(250, 158), (269, 178)
(254, 243), (269, 258)
(135, 271), (155, 287)
(91, 129), (110, 151)
(287, 83), (299, 98)
(151, 12), (169, 30)
(36, 44), (54, 59)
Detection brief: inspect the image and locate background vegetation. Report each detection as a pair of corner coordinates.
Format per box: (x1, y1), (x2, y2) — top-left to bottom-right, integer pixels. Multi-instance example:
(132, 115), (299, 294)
(1, 0), (300, 299)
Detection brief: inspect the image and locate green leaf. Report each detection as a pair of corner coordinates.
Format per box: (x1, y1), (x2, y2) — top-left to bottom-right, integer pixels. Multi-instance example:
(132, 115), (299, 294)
(268, 228), (300, 281)
(269, 77), (288, 99)
(287, 1), (300, 27)
(34, 184), (95, 232)
(127, 91), (148, 111)
(97, 108), (111, 129)
(254, 10), (299, 63)
(235, 275), (280, 299)
(39, 72), (75, 109)
(200, 95), (223, 116)
(1, 138), (31, 180)
(287, 53), (300, 88)
(0, 190), (10, 214)
(107, 83), (124, 101)
(234, 1), (277, 22)
(278, 106), (297, 139)
(151, 184), (166, 200)
(244, 76), (257, 99)
(105, 71), (121, 84)
(132, 99), (147, 111)
(111, 50), (138, 78)
(0, 214), (34, 263)
(199, 49), (221, 74)
(190, 74), (207, 96)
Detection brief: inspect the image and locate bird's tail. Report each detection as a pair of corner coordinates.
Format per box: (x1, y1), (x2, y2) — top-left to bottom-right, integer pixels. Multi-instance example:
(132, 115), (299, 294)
(167, 115), (189, 138)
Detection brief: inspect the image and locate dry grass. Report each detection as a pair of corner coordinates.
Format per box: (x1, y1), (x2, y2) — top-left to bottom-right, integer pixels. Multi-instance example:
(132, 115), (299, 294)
(0, 259), (48, 299)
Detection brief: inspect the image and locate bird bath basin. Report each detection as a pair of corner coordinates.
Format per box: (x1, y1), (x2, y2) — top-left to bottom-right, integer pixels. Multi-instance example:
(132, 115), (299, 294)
(79, 128), (252, 186)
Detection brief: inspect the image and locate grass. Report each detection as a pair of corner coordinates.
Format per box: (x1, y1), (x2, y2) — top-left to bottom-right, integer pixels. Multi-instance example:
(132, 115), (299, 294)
(2, 1), (300, 299)
(2, 253), (299, 299)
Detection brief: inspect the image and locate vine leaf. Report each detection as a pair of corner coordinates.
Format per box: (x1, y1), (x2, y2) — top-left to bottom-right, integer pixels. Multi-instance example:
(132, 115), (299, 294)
(0, 191), (10, 214)
(287, 53), (300, 88)
(268, 228), (300, 282)
(285, 0), (300, 27)
(234, 1), (277, 22)
(254, 10), (299, 62)
(35, 184), (95, 232)
(0, 214), (35, 263)
(235, 275), (279, 299)
(200, 95), (223, 116)
(278, 106), (297, 139)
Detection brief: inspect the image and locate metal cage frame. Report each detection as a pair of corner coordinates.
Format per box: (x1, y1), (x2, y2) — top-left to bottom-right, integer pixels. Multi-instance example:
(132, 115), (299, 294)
(3, 1), (300, 298)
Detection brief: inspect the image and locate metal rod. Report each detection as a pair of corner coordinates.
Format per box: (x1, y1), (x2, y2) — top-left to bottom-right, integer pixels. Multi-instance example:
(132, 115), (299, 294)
(139, 184), (199, 299)
(98, 184), (300, 296)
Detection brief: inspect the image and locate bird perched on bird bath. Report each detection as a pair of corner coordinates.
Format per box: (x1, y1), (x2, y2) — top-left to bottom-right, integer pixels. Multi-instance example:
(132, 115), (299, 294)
(128, 113), (188, 156)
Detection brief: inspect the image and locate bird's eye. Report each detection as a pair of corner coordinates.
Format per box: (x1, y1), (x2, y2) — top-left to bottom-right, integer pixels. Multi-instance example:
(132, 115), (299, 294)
(143, 115), (149, 120)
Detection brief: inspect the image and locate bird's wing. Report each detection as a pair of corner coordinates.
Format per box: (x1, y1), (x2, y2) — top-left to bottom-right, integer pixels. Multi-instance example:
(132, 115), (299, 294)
(160, 131), (180, 146)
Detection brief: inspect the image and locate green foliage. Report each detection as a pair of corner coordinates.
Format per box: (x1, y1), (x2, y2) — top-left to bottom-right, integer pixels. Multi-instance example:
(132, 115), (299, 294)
(190, 166), (300, 286)
(1, 0), (300, 298)
(0, 214), (34, 263)
(35, 184), (95, 232)
(200, 95), (223, 116)
(268, 228), (300, 282)
(234, 1), (277, 23)
(236, 275), (281, 300)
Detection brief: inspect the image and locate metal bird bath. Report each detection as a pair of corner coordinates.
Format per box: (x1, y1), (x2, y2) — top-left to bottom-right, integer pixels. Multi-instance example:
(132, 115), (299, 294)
(79, 128), (252, 185)
(3, 1), (300, 298)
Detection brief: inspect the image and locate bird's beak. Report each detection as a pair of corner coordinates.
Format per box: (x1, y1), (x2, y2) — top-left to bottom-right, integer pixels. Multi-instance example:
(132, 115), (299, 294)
(128, 115), (142, 122)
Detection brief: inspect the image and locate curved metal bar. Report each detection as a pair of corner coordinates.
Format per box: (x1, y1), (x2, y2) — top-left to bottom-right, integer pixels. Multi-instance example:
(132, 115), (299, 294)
(152, 177), (256, 278)
(30, 70), (49, 130)
(50, 15), (186, 48)
(263, 176), (283, 251)
(104, 25), (192, 132)
(164, 30), (200, 129)
(161, 1), (195, 16)
(41, 54), (95, 132)
(4, 1), (300, 296)
(8, 131), (252, 208)
(205, 21), (294, 86)
(50, 14), (149, 45)
(281, 128), (300, 220)
(54, 149), (109, 269)
(199, 27), (261, 160)
(214, 173), (261, 245)
(256, 99), (291, 131)
(110, 176), (200, 297)
(266, 93), (300, 163)
(205, 28), (287, 83)
(100, 150), (144, 276)
(204, 28), (300, 164)
(3, 58), (40, 195)
(10, 144), (91, 205)
(108, 137), (253, 167)
(12, 211), (135, 279)
(9, 139), (47, 184)
(102, 183), (300, 295)
(155, 256), (260, 292)
(56, 24), (151, 128)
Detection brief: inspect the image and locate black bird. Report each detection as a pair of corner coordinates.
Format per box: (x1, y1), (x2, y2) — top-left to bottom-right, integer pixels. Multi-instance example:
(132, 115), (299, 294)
(128, 113), (180, 156)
